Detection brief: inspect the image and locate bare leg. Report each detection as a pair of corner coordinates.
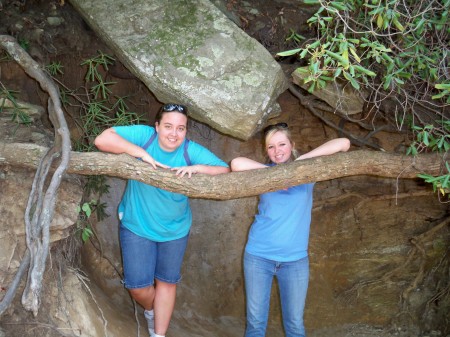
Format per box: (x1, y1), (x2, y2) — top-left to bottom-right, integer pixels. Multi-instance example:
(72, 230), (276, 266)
(129, 285), (156, 310)
(154, 279), (177, 335)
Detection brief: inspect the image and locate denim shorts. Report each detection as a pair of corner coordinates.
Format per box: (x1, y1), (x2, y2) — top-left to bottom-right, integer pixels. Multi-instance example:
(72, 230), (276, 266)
(119, 224), (189, 289)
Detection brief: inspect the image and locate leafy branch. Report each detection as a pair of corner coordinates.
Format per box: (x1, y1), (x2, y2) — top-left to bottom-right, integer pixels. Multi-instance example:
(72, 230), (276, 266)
(278, 0), (450, 197)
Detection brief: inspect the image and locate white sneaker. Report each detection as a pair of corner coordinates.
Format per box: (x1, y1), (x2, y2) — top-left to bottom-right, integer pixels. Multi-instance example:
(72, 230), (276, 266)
(144, 309), (155, 337)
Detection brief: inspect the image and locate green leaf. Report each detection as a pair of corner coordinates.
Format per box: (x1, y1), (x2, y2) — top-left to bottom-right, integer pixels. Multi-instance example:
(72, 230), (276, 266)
(325, 50), (349, 68)
(330, 1), (347, 11)
(349, 64), (355, 77)
(383, 75), (392, 90)
(435, 83), (450, 90)
(423, 131), (430, 146)
(312, 61), (320, 73)
(277, 48), (302, 57)
(308, 40), (321, 49)
(333, 68), (342, 78)
(318, 79), (327, 89)
(437, 137), (445, 149)
(343, 71), (360, 90)
(349, 47), (361, 63)
(409, 145), (418, 156)
(295, 67), (310, 76)
(82, 203), (92, 218)
(82, 227), (93, 243)
(417, 173), (432, 180)
(392, 17), (405, 31)
(376, 14), (384, 29)
(442, 174), (450, 189)
(445, 141), (450, 152)
(381, 53), (394, 64)
(354, 65), (376, 77)
(432, 91), (449, 100)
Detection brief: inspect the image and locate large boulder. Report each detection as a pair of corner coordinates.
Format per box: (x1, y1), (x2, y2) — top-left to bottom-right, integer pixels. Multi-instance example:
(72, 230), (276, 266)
(68, 0), (289, 140)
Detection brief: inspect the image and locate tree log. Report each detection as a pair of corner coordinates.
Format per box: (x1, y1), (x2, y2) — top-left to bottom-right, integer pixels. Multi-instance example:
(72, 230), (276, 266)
(0, 142), (445, 200)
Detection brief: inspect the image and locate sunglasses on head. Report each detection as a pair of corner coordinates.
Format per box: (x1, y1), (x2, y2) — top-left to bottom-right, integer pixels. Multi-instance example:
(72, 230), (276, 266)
(263, 122), (288, 134)
(162, 103), (187, 114)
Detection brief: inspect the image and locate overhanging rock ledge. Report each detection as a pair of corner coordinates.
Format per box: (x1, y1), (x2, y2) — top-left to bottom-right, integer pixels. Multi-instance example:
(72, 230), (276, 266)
(69, 0), (289, 140)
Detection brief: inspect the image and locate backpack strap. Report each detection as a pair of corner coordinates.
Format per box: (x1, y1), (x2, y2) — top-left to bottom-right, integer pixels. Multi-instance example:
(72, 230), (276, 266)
(142, 132), (157, 150)
(183, 139), (191, 166)
(142, 132), (191, 166)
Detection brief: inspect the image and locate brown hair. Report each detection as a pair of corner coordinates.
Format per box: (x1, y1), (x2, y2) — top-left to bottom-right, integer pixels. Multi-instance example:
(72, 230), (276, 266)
(155, 103), (188, 123)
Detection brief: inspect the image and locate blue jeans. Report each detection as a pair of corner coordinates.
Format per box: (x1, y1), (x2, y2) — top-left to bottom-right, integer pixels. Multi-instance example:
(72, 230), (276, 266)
(244, 252), (309, 337)
(120, 224), (189, 288)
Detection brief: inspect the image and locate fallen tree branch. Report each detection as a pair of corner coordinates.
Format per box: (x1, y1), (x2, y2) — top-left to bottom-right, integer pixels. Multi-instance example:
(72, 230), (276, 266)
(0, 141), (445, 199)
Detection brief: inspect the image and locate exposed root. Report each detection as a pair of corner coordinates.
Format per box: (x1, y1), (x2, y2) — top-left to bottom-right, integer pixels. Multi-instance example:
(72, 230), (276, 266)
(71, 267), (109, 337)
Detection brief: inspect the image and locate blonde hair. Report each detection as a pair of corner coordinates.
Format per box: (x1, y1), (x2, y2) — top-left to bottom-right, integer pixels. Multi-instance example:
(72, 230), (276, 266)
(264, 126), (299, 162)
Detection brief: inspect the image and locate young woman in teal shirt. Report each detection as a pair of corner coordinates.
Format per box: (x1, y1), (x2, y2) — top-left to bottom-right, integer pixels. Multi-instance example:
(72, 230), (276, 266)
(95, 104), (229, 337)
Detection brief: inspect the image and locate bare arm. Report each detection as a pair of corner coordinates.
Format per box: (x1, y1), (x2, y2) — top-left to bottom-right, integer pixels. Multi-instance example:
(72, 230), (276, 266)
(94, 128), (168, 169)
(194, 165), (230, 175)
(172, 164), (230, 178)
(230, 157), (267, 172)
(231, 138), (350, 171)
(296, 138), (351, 161)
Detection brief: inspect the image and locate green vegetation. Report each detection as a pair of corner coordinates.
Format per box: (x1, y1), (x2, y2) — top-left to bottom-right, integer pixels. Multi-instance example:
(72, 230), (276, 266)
(47, 51), (145, 152)
(75, 176), (109, 243)
(278, 0), (449, 197)
(0, 87), (32, 126)
(18, 38), (30, 51)
(46, 52), (144, 241)
(45, 61), (64, 76)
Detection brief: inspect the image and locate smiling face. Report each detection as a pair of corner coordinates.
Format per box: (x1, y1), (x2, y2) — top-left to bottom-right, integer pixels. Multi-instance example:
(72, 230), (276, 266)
(155, 111), (188, 152)
(266, 130), (294, 164)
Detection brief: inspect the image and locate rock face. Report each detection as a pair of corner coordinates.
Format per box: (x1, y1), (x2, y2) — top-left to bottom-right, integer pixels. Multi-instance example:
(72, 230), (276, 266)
(0, 101), (83, 249)
(0, 100), (83, 319)
(68, 0), (289, 140)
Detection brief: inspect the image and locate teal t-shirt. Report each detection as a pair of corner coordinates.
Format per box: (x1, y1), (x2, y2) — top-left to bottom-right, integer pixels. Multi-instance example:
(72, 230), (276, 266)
(246, 182), (315, 262)
(113, 125), (228, 242)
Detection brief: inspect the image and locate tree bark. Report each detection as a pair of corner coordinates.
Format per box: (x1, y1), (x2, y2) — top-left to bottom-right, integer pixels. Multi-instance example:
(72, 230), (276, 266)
(0, 142), (445, 200)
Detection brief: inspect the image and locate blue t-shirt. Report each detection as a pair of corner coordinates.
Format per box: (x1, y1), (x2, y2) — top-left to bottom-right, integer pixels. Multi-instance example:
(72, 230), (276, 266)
(246, 181), (315, 262)
(113, 125), (228, 242)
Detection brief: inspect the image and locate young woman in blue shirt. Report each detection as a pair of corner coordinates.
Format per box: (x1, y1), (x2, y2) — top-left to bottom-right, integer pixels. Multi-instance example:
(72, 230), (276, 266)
(95, 104), (229, 337)
(231, 123), (350, 337)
